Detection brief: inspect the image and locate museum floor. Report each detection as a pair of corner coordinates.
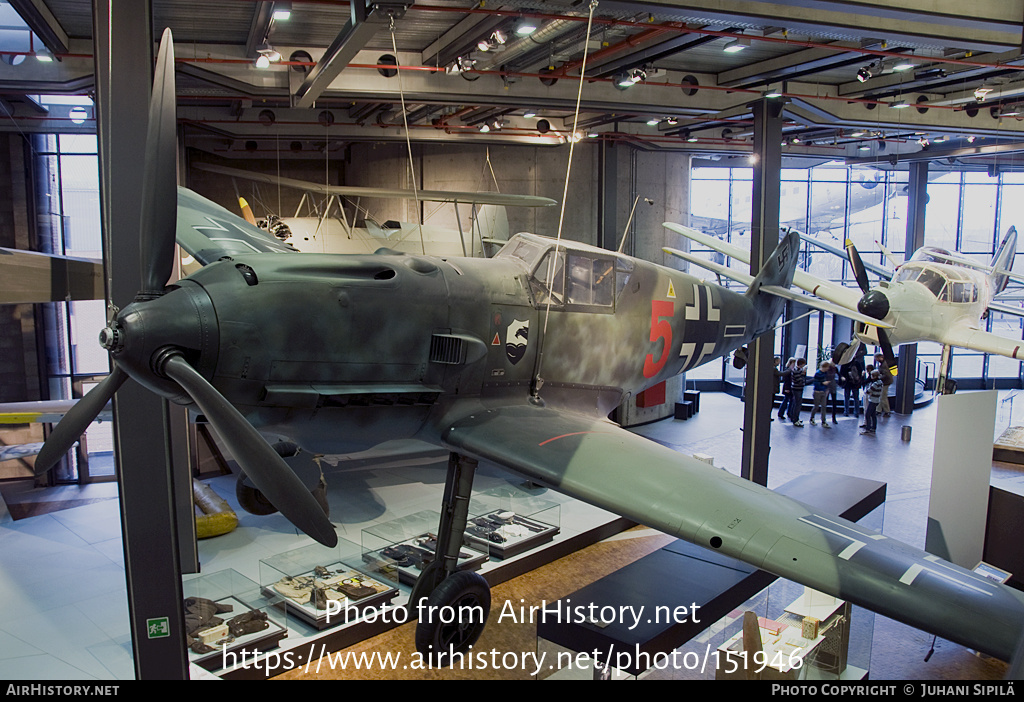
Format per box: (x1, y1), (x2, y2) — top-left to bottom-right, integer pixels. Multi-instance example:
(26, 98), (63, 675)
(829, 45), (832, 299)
(0, 388), (1020, 681)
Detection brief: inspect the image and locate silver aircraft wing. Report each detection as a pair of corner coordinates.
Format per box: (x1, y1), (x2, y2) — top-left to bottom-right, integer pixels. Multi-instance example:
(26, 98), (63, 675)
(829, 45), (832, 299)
(194, 162), (558, 208)
(662, 222), (864, 315)
(439, 401), (1024, 661)
(786, 227), (892, 280)
(661, 245), (891, 329)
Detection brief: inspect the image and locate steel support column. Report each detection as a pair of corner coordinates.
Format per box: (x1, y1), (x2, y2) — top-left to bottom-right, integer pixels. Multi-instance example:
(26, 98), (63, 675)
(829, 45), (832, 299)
(92, 1), (188, 679)
(894, 161), (928, 413)
(741, 98), (784, 486)
(597, 140), (619, 252)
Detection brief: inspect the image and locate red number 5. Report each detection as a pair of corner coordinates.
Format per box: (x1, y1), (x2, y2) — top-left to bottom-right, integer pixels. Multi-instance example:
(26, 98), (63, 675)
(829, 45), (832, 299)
(643, 299), (674, 378)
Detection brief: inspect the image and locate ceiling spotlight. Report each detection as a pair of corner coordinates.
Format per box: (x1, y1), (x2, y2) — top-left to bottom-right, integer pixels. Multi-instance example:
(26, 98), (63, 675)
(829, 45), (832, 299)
(856, 64), (873, 83)
(586, 132), (599, 139)
(491, 119), (503, 131)
(723, 37), (750, 53)
(917, 137), (930, 147)
(1001, 105), (1022, 117)
(478, 123), (490, 133)
(272, 2), (292, 20)
(646, 118), (660, 126)
(893, 59), (915, 72)
(858, 144), (871, 151)
(523, 110), (536, 118)
(763, 88), (782, 98)
(514, 18), (538, 36)
(967, 135), (977, 143)
(448, 55), (476, 74)
(615, 67), (646, 89)
(666, 117), (678, 126)
(889, 99), (908, 109)
(850, 130), (866, 137)
(256, 43), (281, 68)
(34, 47), (54, 63)
(974, 86), (994, 102)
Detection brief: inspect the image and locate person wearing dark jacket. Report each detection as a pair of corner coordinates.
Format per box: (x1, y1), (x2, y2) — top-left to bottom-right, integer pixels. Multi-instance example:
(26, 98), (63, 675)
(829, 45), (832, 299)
(777, 357), (796, 421)
(788, 358), (808, 426)
(840, 356), (864, 418)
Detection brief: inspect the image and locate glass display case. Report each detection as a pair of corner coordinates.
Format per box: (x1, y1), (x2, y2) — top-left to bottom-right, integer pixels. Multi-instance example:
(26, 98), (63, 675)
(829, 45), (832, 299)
(182, 568), (288, 673)
(259, 537), (398, 631)
(361, 509), (489, 586)
(467, 484), (560, 559)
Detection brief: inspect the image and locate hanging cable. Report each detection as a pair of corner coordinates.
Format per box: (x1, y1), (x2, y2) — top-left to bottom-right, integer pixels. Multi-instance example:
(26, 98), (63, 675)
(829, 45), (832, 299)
(390, 17), (426, 254)
(531, 0), (599, 400)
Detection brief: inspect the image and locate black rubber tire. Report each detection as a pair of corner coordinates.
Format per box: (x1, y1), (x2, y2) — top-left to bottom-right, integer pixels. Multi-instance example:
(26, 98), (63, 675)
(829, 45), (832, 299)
(832, 342), (850, 365)
(414, 570), (490, 666)
(235, 472), (278, 515)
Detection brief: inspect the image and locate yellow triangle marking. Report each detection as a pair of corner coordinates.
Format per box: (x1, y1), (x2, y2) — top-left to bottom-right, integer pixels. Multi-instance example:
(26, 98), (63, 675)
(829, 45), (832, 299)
(666, 280), (676, 298)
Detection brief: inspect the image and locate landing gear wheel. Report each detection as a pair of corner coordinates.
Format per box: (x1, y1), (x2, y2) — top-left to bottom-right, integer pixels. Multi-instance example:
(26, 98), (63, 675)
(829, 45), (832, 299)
(414, 570), (490, 667)
(832, 342), (850, 365)
(236, 472), (277, 515)
(236, 471), (331, 519)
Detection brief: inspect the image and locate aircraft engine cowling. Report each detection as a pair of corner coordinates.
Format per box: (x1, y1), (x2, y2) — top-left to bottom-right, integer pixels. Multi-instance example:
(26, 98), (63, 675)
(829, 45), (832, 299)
(857, 289), (890, 320)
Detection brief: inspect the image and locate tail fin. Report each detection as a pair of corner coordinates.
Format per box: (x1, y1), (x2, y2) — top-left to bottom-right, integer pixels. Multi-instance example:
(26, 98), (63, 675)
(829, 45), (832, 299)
(746, 229), (801, 332)
(991, 226), (1017, 294)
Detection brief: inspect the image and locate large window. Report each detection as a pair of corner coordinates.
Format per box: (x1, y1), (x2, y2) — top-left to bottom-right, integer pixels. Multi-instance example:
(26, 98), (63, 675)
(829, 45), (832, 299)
(688, 162), (1024, 387)
(33, 129), (113, 483)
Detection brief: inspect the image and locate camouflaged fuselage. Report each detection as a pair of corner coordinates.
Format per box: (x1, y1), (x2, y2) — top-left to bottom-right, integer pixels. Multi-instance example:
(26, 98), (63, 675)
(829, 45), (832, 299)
(147, 234), (770, 454)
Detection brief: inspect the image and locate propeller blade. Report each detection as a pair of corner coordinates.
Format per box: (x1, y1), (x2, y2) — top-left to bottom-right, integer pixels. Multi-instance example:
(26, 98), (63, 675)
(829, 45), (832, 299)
(239, 197), (258, 226)
(34, 365), (129, 475)
(160, 354), (338, 547)
(878, 329), (898, 371)
(845, 239), (871, 294)
(138, 28), (179, 297)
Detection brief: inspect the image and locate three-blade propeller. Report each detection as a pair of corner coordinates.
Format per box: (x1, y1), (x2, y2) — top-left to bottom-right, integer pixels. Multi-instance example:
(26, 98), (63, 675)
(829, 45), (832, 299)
(845, 239), (898, 371)
(33, 29), (337, 548)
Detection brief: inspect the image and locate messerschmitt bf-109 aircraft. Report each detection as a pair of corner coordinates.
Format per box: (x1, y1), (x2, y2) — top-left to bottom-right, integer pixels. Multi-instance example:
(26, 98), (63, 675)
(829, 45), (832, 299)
(193, 161), (556, 258)
(29, 29), (1024, 667)
(665, 222), (1024, 378)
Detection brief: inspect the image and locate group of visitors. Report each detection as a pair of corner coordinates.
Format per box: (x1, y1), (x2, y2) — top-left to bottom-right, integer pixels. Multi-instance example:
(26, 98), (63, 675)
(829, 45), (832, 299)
(774, 350), (893, 434)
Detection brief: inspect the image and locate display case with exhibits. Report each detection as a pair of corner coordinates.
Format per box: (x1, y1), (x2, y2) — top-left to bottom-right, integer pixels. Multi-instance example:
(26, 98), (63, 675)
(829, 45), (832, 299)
(361, 509), (489, 586)
(259, 538), (399, 631)
(467, 484), (560, 559)
(182, 568), (288, 673)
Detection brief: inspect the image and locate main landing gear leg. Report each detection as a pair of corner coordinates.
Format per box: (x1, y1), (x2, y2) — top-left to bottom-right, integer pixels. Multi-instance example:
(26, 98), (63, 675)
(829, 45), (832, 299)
(410, 452), (491, 666)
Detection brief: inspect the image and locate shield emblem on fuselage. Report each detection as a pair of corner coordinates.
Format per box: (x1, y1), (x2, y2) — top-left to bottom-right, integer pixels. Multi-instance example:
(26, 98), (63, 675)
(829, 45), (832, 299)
(506, 319), (530, 365)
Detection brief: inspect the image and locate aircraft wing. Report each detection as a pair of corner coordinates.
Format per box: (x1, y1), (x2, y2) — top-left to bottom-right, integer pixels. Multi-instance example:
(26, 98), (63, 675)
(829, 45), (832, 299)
(786, 227), (892, 281)
(987, 300), (1024, 319)
(440, 402), (1024, 660)
(194, 163), (558, 208)
(176, 187), (297, 265)
(663, 223), (864, 314)
(940, 324), (1024, 360)
(0, 247), (104, 304)
(661, 245), (890, 328)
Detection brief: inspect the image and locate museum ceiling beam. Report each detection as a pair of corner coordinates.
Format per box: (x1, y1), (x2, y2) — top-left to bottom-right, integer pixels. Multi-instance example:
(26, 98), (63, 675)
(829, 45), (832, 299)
(244, 1), (275, 58)
(588, 29), (730, 79)
(420, 7), (507, 68)
(292, 0), (407, 110)
(597, 0), (1022, 53)
(8, 0), (69, 56)
(717, 41), (883, 90)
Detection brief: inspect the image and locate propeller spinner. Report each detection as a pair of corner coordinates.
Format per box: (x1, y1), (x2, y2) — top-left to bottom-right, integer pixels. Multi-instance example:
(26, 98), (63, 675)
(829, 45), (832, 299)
(33, 29), (337, 548)
(845, 239), (898, 372)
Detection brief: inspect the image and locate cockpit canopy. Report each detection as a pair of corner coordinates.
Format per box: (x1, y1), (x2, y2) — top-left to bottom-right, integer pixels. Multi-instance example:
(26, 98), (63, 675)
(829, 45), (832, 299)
(892, 262), (978, 303)
(495, 233), (634, 311)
